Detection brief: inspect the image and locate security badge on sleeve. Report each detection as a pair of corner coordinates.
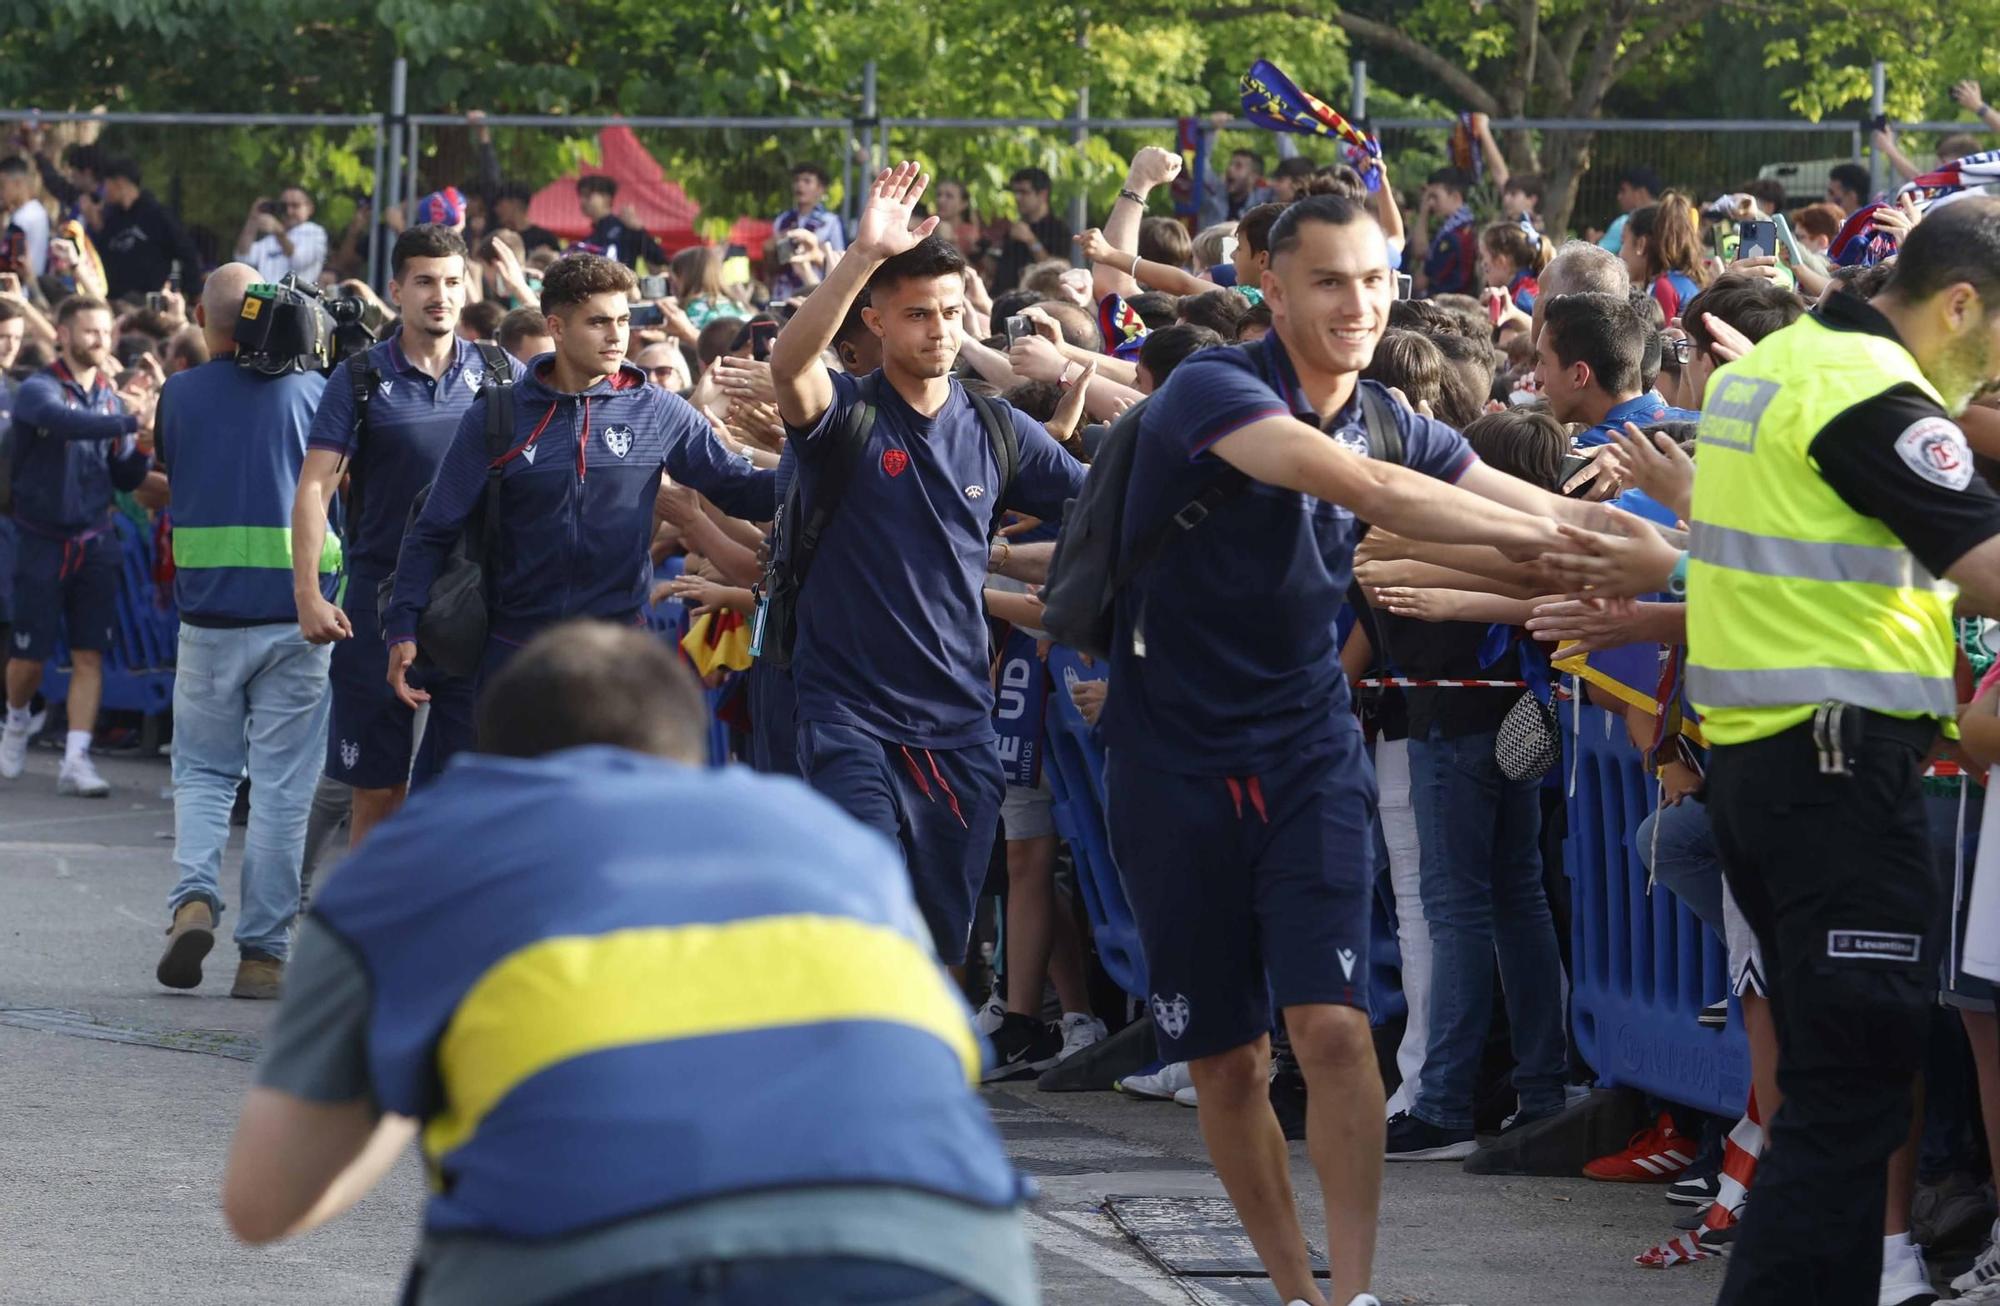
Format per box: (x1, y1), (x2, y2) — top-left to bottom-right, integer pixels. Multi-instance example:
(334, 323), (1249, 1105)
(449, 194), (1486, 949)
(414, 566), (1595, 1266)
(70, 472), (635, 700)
(1894, 416), (1974, 491)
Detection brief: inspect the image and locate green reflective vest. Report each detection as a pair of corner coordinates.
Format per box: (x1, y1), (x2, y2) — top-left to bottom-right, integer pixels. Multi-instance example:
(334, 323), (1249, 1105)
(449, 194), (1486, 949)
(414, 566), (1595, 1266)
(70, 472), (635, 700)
(1686, 313), (1960, 746)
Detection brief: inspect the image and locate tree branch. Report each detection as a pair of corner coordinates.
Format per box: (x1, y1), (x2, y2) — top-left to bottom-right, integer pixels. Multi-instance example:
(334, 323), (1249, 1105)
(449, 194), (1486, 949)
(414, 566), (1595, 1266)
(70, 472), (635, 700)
(1568, 0), (1635, 117)
(1167, 3), (1500, 115)
(1607, 0), (1723, 87)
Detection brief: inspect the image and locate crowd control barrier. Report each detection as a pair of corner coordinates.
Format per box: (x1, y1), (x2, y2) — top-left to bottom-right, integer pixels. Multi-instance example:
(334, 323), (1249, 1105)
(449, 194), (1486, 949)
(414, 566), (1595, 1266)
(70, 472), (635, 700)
(640, 559), (734, 769)
(1564, 702), (1749, 1118)
(1044, 647), (1148, 1001)
(42, 513), (177, 721)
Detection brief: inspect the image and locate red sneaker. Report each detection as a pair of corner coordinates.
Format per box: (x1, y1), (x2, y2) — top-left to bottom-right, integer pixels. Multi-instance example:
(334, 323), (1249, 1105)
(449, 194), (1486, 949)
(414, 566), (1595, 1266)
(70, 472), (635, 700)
(1584, 1113), (1695, 1182)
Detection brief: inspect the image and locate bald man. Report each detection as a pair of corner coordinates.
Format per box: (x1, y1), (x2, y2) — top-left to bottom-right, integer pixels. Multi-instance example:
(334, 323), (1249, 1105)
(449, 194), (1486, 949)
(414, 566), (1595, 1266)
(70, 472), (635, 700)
(152, 261), (338, 1000)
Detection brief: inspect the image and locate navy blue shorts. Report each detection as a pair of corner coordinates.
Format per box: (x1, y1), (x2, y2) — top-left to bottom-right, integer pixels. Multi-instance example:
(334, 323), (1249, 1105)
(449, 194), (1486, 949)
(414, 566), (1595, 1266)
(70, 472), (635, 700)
(327, 574), (474, 791)
(797, 719), (1004, 965)
(10, 528), (119, 662)
(1106, 720), (1377, 1063)
(749, 659), (801, 778)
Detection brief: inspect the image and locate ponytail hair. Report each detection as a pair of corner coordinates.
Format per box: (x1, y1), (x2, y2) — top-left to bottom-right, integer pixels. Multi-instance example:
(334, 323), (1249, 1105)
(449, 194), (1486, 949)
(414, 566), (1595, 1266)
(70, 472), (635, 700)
(1627, 191), (1708, 288)
(1480, 215), (1552, 276)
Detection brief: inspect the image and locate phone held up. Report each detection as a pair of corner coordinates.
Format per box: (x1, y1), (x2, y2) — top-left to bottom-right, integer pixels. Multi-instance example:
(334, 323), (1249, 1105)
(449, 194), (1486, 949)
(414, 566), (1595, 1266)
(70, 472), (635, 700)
(749, 320), (779, 362)
(629, 303), (665, 328)
(638, 274), (670, 300)
(1004, 314), (1033, 345)
(1737, 220), (1779, 261)
(1557, 451), (1599, 500)
(1395, 272), (1414, 301)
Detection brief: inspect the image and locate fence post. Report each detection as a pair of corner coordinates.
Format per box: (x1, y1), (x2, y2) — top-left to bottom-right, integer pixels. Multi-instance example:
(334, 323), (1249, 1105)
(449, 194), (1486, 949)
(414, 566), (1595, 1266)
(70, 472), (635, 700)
(861, 60), (878, 179)
(368, 115), (387, 290)
(1870, 59), (1887, 195)
(377, 56), (407, 291)
(1071, 9), (1090, 244)
(406, 119), (422, 214)
(1351, 58), (1368, 122)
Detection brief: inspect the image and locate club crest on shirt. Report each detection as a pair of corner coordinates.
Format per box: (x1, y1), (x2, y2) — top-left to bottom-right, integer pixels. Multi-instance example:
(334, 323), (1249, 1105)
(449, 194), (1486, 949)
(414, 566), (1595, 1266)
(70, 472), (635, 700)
(882, 448), (909, 477)
(339, 739), (359, 771)
(1150, 992), (1191, 1039)
(1330, 427), (1371, 457)
(603, 424), (634, 459)
(463, 368), (483, 392)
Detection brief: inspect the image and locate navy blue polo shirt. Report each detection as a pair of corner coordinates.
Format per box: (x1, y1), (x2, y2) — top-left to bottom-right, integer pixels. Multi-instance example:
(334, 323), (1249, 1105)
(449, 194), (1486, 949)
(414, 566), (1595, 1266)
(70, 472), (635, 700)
(306, 332), (525, 580)
(789, 370), (1086, 749)
(1102, 335), (1476, 774)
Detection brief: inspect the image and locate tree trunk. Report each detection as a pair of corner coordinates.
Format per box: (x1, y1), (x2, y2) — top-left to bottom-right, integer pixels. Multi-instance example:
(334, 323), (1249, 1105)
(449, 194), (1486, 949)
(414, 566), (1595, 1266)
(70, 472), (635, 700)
(1540, 127), (1595, 238)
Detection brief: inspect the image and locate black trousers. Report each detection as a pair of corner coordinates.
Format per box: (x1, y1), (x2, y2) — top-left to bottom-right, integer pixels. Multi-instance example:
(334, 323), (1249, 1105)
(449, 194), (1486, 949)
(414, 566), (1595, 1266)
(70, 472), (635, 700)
(1708, 713), (1941, 1306)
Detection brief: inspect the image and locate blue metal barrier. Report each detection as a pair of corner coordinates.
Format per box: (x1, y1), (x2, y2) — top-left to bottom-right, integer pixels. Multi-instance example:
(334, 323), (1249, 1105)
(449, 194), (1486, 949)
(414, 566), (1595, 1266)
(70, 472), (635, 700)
(42, 513), (176, 717)
(1044, 648), (1148, 1001)
(640, 559), (734, 768)
(1565, 703), (1749, 1117)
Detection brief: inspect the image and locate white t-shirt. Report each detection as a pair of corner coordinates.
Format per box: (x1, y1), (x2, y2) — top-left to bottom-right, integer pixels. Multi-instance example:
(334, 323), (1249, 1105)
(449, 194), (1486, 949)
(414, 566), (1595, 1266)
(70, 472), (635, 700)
(10, 199), (49, 277)
(245, 220), (327, 284)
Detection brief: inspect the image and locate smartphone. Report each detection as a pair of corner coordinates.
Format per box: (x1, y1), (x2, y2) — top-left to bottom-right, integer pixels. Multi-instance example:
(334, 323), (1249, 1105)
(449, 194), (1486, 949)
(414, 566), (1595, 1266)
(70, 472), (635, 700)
(1737, 220), (1779, 261)
(145, 291), (166, 313)
(1004, 315), (1033, 344)
(629, 302), (665, 328)
(1773, 212), (1807, 268)
(638, 273), (670, 300)
(749, 320), (779, 362)
(1557, 451), (1598, 499)
(1395, 272), (1413, 301)
(771, 235), (795, 263)
(0, 272), (19, 296)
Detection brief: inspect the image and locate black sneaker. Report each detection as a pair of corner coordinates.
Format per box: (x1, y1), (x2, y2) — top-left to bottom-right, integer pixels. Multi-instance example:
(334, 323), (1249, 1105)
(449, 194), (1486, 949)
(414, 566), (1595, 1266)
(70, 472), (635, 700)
(983, 1012), (1063, 1083)
(1667, 1172), (1721, 1207)
(1385, 1110), (1476, 1161)
(1269, 1069), (1308, 1141)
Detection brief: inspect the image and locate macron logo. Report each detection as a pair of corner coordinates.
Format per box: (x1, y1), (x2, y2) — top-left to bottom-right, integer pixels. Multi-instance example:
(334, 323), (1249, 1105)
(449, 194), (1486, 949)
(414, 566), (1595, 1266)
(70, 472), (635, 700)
(1337, 948), (1357, 980)
(520, 444), (537, 465)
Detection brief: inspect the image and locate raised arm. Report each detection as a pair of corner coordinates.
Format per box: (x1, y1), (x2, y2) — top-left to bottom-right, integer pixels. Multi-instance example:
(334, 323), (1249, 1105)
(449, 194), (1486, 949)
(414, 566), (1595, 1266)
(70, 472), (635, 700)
(14, 372), (140, 442)
(1093, 147), (1183, 301)
(770, 162), (938, 430)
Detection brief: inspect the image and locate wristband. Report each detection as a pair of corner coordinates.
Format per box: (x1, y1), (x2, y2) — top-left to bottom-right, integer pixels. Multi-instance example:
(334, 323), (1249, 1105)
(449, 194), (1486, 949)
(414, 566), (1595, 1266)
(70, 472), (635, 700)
(1118, 188), (1146, 206)
(1667, 550), (1690, 599)
(1130, 252), (1143, 277)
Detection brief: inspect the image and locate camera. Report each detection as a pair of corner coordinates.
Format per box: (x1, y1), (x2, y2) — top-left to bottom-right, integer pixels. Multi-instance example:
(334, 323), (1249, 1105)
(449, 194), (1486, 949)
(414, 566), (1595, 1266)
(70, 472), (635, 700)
(234, 276), (384, 376)
(259, 199), (285, 219)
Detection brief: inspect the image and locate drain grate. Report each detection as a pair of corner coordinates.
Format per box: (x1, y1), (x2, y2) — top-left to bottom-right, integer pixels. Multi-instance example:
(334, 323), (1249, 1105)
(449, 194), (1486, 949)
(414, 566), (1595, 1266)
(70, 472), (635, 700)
(1104, 1194), (1326, 1278)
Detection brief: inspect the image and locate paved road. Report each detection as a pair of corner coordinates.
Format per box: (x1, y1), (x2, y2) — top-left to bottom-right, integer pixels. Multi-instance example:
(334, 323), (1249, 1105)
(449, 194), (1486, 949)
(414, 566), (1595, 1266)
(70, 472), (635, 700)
(0, 746), (1722, 1305)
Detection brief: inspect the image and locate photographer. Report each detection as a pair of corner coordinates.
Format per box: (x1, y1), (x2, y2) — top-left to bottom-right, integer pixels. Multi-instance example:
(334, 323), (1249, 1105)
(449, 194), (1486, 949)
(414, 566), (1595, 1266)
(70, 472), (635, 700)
(148, 264), (333, 1002)
(0, 295), (153, 798)
(292, 225), (521, 850)
(770, 162), (846, 301)
(236, 187), (327, 285)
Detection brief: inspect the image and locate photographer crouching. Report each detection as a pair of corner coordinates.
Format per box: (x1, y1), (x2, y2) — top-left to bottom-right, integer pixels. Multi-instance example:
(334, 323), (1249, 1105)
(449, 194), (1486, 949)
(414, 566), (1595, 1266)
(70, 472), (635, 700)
(153, 265), (344, 1000)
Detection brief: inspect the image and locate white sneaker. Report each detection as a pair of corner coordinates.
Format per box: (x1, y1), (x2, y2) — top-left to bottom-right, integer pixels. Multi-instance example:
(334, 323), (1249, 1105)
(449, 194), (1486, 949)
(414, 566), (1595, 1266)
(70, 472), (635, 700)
(1173, 1084), (1199, 1108)
(57, 753), (109, 798)
(1955, 1224), (2000, 1300)
(1345, 1297), (1383, 1306)
(1115, 1061), (1192, 1101)
(0, 720), (27, 779)
(1878, 1240), (1934, 1306)
(1057, 1012), (1107, 1060)
(973, 996), (1006, 1038)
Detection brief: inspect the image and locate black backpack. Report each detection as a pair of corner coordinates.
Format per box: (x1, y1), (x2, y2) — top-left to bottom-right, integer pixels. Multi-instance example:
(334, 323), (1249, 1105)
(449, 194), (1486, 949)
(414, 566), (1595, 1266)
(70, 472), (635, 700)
(376, 342), (516, 680)
(1040, 380), (1404, 661)
(755, 374), (1018, 670)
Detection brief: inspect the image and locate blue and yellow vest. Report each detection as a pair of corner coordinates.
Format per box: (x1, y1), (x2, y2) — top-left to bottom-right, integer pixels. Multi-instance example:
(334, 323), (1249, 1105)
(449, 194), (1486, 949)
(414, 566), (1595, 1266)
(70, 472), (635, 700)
(311, 746), (1026, 1240)
(157, 358), (337, 622)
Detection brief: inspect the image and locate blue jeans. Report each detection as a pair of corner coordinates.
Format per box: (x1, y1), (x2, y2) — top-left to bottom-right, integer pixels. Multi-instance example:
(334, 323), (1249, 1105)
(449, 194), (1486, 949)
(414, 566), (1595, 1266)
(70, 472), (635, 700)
(167, 623), (331, 960)
(1635, 798), (1725, 938)
(1409, 725), (1567, 1131)
(533, 1257), (995, 1305)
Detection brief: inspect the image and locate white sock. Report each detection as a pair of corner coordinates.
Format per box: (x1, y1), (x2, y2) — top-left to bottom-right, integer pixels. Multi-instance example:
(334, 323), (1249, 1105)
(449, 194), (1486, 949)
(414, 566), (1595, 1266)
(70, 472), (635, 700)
(1884, 1231), (1912, 1251)
(65, 729), (90, 762)
(4, 704), (27, 730)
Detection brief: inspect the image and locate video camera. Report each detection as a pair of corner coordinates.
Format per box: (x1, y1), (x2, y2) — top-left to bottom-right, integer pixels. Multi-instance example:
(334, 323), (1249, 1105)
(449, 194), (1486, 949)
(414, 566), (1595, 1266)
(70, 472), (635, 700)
(234, 275), (386, 376)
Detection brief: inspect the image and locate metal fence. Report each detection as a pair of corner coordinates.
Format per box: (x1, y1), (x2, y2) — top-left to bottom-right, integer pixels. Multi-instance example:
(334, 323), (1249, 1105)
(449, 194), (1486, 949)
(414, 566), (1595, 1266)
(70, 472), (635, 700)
(0, 55), (1981, 295)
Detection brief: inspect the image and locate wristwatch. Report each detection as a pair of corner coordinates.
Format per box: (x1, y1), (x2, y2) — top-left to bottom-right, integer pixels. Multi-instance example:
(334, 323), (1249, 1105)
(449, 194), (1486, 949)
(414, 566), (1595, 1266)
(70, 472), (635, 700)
(1667, 550), (1690, 598)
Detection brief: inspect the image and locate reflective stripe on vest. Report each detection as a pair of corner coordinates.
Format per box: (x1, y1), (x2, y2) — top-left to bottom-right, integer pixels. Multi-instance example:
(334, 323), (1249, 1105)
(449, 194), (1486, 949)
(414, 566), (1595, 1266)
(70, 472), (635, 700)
(171, 524), (342, 574)
(1686, 313), (1958, 746)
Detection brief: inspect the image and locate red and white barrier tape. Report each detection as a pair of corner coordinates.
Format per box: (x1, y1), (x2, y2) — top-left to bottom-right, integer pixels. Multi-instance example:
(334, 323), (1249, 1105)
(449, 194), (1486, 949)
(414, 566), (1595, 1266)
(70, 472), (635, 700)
(1353, 677), (1527, 689)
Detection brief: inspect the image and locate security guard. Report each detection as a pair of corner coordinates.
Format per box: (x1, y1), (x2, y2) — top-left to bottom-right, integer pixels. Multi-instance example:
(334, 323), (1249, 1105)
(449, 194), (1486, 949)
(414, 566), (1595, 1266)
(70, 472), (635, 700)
(1688, 198), (2000, 1305)
(222, 622), (1032, 1306)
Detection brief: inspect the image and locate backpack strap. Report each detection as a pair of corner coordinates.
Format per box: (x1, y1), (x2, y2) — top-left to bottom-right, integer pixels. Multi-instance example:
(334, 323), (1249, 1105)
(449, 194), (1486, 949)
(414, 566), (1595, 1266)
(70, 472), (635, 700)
(476, 352), (517, 574)
(1355, 383), (1405, 466)
(1108, 397), (1250, 593)
(965, 389), (1019, 536)
(791, 374), (878, 589)
(340, 352), (379, 552)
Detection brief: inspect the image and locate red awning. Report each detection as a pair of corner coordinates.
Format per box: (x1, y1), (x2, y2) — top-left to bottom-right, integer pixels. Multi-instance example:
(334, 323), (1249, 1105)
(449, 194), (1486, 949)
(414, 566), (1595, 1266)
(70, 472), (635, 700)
(526, 125), (703, 252)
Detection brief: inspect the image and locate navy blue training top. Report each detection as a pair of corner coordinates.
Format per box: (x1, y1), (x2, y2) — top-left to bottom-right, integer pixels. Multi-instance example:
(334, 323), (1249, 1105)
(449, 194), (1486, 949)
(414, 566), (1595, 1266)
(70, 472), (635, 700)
(789, 370), (1085, 749)
(8, 360), (145, 534)
(1102, 334), (1477, 774)
(306, 332), (527, 580)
